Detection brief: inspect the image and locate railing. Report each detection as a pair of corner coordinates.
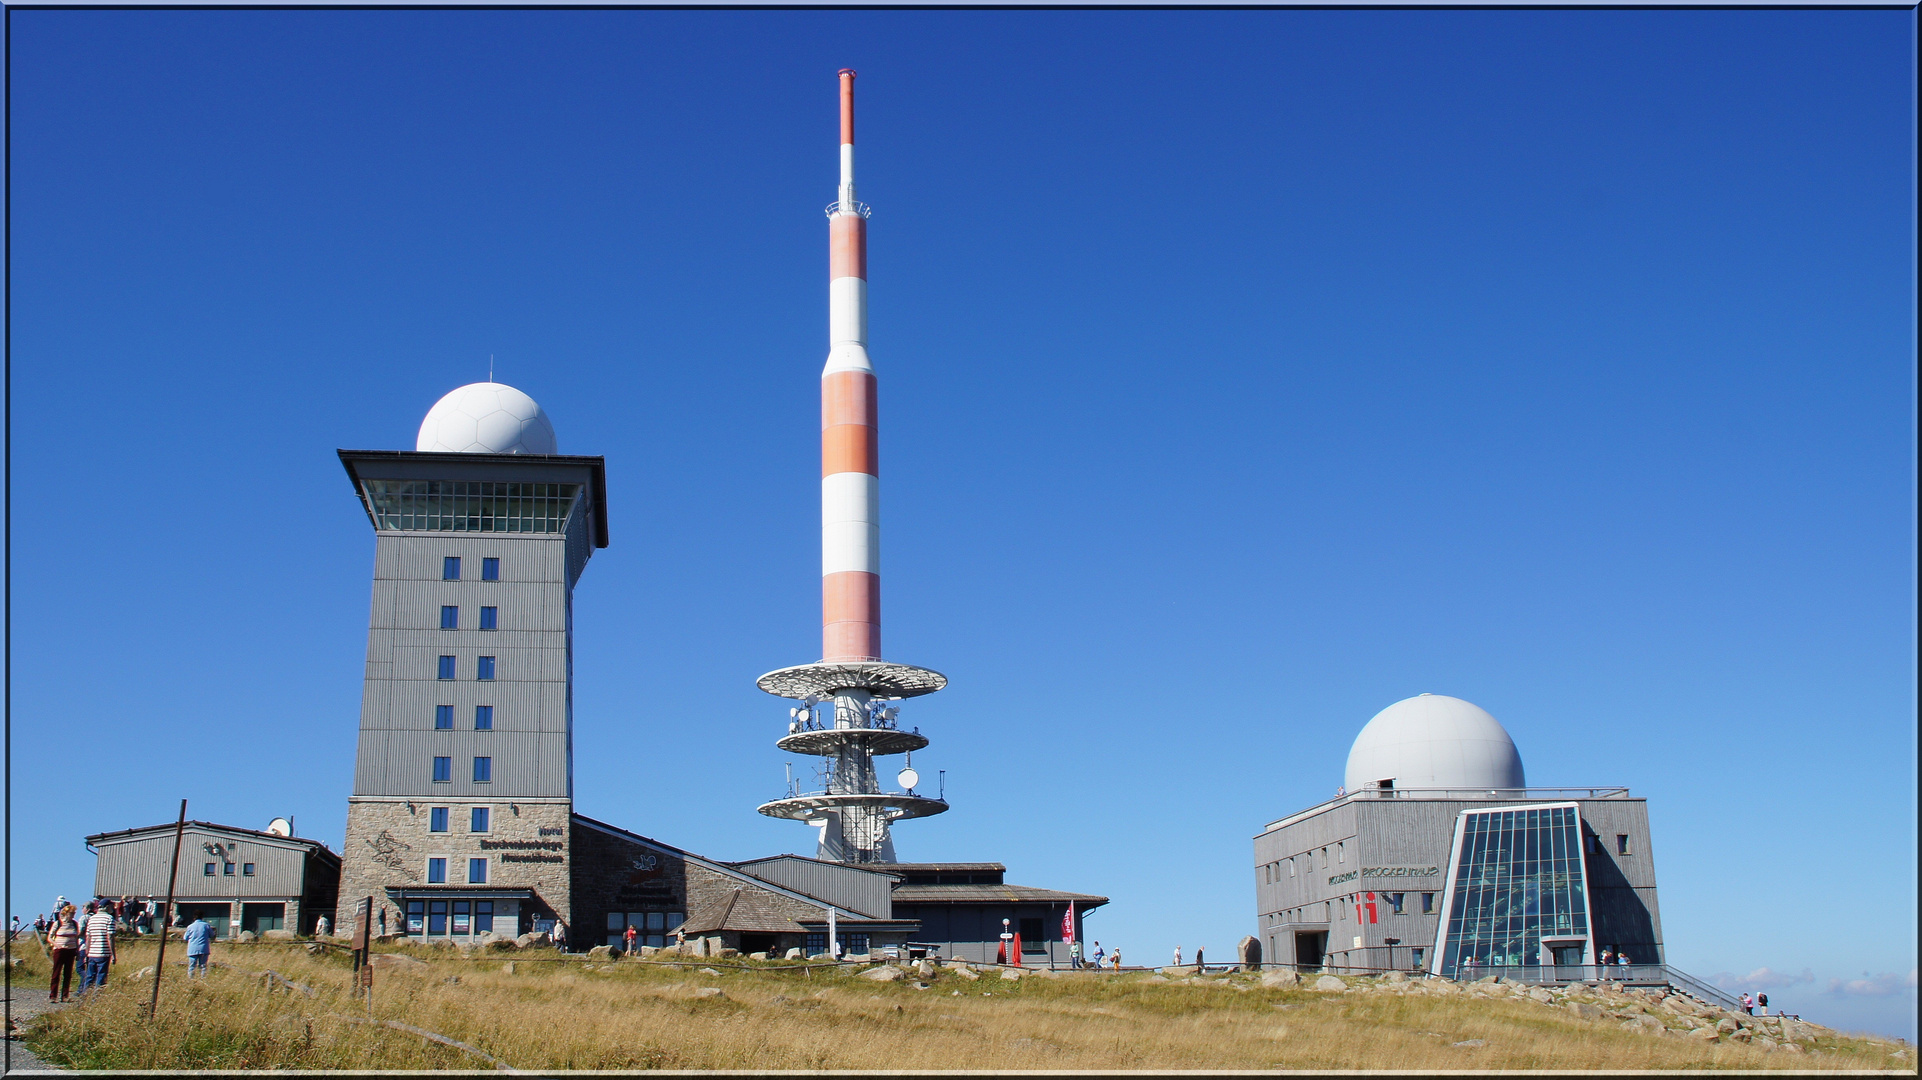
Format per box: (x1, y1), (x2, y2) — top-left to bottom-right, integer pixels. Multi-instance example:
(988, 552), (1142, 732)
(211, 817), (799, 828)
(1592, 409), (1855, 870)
(1263, 787), (1634, 832)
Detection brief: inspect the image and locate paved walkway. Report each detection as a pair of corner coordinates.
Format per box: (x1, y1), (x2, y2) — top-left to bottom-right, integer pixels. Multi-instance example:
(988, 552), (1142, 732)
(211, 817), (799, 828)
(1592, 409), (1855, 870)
(4, 982), (67, 1071)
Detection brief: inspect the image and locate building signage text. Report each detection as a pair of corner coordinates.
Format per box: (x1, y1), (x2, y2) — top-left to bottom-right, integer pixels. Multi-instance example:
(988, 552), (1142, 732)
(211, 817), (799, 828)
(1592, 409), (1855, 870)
(1361, 866), (1439, 878)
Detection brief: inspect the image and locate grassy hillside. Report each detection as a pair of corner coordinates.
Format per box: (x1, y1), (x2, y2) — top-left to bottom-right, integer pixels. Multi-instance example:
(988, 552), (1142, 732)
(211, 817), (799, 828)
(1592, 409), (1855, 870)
(18, 938), (1916, 1071)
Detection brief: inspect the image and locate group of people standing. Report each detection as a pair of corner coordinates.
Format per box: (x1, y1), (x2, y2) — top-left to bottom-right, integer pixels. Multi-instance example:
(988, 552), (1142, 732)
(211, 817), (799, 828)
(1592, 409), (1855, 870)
(41, 895), (218, 1002)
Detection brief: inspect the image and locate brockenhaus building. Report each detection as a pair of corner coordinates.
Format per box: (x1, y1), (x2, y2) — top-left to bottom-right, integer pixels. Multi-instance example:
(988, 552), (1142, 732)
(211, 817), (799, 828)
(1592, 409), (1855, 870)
(1253, 694), (1675, 985)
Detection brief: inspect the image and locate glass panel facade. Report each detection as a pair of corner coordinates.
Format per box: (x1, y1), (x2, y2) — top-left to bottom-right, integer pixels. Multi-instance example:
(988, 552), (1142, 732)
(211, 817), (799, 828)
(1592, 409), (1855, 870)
(1434, 804), (1591, 978)
(363, 480), (580, 534)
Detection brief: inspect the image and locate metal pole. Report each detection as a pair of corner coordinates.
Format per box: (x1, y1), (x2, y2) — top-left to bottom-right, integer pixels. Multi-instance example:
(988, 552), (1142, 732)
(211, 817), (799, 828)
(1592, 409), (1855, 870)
(148, 799), (187, 1018)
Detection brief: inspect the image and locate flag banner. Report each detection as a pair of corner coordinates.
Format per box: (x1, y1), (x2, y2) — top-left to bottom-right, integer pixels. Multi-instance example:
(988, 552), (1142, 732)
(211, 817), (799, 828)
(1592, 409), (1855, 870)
(1061, 906), (1075, 944)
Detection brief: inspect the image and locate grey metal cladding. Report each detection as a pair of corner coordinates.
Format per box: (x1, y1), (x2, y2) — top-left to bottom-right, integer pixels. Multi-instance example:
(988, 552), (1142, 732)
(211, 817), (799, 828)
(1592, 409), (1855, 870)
(95, 827), (310, 898)
(732, 857), (897, 919)
(354, 731), (565, 797)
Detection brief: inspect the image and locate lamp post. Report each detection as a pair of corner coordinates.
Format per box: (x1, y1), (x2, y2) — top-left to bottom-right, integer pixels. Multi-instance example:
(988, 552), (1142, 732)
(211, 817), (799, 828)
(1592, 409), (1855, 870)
(999, 918), (1013, 966)
(1384, 937), (1401, 973)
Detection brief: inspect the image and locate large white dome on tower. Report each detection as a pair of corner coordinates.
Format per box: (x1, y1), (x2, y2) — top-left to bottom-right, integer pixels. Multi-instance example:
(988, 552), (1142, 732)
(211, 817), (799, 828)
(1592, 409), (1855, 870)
(416, 382), (557, 455)
(1344, 694), (1525, 793)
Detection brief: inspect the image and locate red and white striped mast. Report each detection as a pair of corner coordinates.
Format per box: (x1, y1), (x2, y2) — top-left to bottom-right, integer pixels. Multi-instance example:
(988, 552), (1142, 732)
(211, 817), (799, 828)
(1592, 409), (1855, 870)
(757, 70), (949, 866)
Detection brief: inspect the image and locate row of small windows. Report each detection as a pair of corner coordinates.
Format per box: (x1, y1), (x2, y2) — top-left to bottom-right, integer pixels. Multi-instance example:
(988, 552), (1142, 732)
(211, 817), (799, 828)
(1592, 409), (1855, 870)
(427, 806), (492, 833)
(204, 862), (255, 876)
(443, 557), (502, 581)
(438, 656), (497, 680)
(432, 756), (492, 783)
(440, 606), (500, 630)
(426, 857), (491, 884)
(1261, 841), (1347, 883)
(436, 705), (494, 730)
(1273, 893), (1435, 923)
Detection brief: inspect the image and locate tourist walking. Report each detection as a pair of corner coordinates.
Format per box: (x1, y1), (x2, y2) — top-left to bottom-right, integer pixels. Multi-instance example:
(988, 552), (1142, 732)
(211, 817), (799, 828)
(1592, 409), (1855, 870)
(80, 902), (116, 993)
(184, 914), (215, 978)
(1112, 948), (1122, 971)
(1090, 941), (1104, 968)
(1173, 946), (1182, 967)
(623, 922), (639, 955)
(1740, 992), (1754, 1015)
(1757, 992), (1769, 1015)
(47, 907), (82, 1002)
(552, 921), (567, 951)
(315, 914), (331, 938)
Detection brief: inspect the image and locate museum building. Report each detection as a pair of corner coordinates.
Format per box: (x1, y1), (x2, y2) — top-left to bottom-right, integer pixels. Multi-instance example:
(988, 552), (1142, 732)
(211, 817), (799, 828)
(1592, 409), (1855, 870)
(1253, 694), (1664, 980)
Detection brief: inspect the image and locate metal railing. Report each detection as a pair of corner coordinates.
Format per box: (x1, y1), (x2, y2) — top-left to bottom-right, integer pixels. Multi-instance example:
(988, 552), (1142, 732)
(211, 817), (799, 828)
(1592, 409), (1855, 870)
(1263, 787), (1634, 833)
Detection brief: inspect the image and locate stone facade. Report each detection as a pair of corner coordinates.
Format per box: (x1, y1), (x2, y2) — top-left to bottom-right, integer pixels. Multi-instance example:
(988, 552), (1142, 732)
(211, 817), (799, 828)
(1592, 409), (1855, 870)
(339, 796), (571, 938)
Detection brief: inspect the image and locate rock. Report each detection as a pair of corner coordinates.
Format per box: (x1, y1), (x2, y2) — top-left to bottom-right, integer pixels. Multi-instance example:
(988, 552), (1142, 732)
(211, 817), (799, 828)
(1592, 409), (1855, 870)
(1778, 1042), (1804, 1055)
(1782, 1020), (1818, 1042)
(1261, 970), (1301, 988)
(130, 966), (155, 980)
(916, 960), (934, 978)
(999, 967), (1022, 981)
(748, 952), (770, 961)
(695, 986), (726, 999)
(1528, 987), (1555, 1004)
(233, 930), (258, 943)
(587, 945), (614, 959)
(1029, 966), (1059, 978)
(304, 943), (325, 955)
(951, 966), (979, 980)
(515, 932), (548, 948)
(262, 929), (298, 941)
(1475, 974), (1500, 984)
(1238, 935), (1262, 970)
(500, 962), (516, 974)
(1313, 975), (1348, 992)
(1621, 1016), (1667, 1036)
(1566, 1002), (1605, 1021)
(1753, 1035), (1778, 1052)
(1662, 995), (1702, 1017)
(637, 946), (658, 958)
(1141, 974), (1168, 983)
(697, 967), (723, 976)
(718, 948), (739, 958)
(369, 952), (429, 970)
(1685, 1026), (1719, 1042)
(1453, 1039), (1484, 1048)
(1384, 970), (1408, 985)
(785, 948), (804, 960)
(1727, 1028), (1752, 1043)
(861, 965), (904, 981)
(1715, 1018), (1738, 1034)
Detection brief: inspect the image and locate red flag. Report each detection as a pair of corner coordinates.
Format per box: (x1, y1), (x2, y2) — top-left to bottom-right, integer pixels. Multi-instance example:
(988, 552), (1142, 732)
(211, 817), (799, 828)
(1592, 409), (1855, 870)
(1012, 933), (1023, 966)
(996, 939), (1007, 964)
(1061, 906), (1075, 944)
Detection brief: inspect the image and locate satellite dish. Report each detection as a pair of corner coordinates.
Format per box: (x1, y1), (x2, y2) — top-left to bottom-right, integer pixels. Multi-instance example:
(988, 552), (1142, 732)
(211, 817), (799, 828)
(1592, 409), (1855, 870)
(897, 767), (920, 790)
(266, 817), (293, 837)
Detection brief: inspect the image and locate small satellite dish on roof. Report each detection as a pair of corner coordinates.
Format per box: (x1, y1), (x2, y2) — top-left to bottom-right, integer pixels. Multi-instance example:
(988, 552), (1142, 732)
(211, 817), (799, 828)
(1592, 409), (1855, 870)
(897, 767), (919, 791)
(267, 817), (293, 837)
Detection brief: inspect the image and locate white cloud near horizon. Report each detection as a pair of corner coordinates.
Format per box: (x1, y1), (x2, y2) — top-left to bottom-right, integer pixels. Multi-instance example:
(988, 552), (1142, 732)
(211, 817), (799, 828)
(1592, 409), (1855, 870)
(1714, 966), (1918, 998)
(1825, 970), (1919, 998)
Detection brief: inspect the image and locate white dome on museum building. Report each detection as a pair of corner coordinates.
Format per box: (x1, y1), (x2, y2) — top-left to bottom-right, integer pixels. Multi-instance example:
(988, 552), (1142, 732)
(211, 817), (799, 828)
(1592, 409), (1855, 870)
(416, 382), (558, 455)
(1343, 694), (1525, 793)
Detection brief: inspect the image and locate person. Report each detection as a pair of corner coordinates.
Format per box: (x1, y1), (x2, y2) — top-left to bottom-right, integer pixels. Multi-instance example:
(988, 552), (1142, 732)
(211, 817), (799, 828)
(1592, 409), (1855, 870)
(623, 922), (639, 955)
(1090, 941), (1104, 968)
(1599, 947), (1612, 966)
(315, 913), (331, 938)
(1112, 949), (1122, 971)
(1173, 946), (1182, 967)
(47, 906), (82, 1002)
(1757, 992), (1769, 1015)
(1740, 992), (1753, 1015)
(80, 902), (116, 993)
(1069, 940), (1082, 968)
(1616, 951), (1629, 966)
(183, 914), (215, 978)
(34, 913), (48, 936)
(8, 914), (20, 940)
(552, 921), (567, 951)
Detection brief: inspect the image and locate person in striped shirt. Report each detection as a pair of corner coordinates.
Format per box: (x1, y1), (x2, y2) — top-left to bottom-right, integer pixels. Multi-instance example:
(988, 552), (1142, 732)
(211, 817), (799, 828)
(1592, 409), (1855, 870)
(79, 901), (116, 993)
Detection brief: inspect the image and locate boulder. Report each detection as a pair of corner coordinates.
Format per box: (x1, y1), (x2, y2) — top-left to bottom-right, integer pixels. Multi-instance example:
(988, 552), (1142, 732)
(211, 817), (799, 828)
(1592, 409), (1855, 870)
(697, 967), (723, 976)
(951, 966), (979, 981)
(694, 987), (726, 999)
(999, 967), (1023, 981)
(515, 932), (549, 949)
(861, 965), (904, 981)
(1727, 1028), (1753, 1043)
(916, 960), (934, 978)
(1029, 966), (1059, 979)
(500, 962), (516, 974)
(1781, 1020), (1819, 1042)
(1528, 987), (1555, 1004)
(1566, 1002), (1606, 1021)
(748, 952), (770, 962)
(1685, 1026), (1719, 1042)
(1777, 1042), (1804, 1055)
(1621, 1016), (1667, 1036)
(1237, 935), (1262, 971)
(261, 929), (298, 942)
(586, 945), (615, 959)
(1715, 1018), (1739, 1034)
(718, 947), (739, 958)
(1260, 970), (1301, 988)
(233, 930), (258, 943)
(1384, 970), (1408, 985)
(1313, 975), (1347, 992)
(785, 948), (804, 960)
(369, 952), (429, 970)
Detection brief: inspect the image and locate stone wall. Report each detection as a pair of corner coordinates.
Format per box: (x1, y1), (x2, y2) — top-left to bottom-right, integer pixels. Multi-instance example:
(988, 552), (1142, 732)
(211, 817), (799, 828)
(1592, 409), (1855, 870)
(339, 796), (571, 938)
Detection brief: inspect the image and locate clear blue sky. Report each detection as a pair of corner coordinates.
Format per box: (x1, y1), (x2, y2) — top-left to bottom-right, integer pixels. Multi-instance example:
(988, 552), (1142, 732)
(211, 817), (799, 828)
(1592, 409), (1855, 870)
(8, 9), (1915, 1039)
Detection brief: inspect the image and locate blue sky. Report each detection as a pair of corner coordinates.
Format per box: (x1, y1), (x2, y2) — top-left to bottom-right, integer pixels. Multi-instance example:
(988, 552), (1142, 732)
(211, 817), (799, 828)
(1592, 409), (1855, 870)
(8, 9), (1915, 1039)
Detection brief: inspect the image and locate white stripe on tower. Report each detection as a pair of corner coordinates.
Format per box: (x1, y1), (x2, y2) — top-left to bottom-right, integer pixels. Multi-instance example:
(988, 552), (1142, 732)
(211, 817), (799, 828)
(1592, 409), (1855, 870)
(822, 67), (880, 663)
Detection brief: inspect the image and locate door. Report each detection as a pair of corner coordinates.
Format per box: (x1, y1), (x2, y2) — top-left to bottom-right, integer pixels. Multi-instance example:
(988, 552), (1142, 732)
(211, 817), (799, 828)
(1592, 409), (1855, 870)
(240, 903), (285, 935)
(1295, 931), (1326, 973)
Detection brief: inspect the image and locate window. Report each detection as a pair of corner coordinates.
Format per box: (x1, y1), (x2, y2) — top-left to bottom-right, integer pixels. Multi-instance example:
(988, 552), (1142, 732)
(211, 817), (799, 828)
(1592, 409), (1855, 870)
(1586, 833), (1600, 854)
(1321, 847), (1328, 869)
(1616, 834), (1631, 855)
(428, 899), (447, 933)
(1288, 857), (1296, 877)
(477, 656), (496, 680)
(223, 862), (235, 876)
(1019, 918), (1045, 951)
(473, 756), (492, 783)
(1337, 841), (1345, 864)
(1432, 804), (1593, 978)
(433, 756), (452, 782)
(481, 557), (500, 581)
(474, 705), (493, 730)
(436, 705), (454, 730)
(469, 858), (488, 884)
(429, 807), (449, 832)
(475, 900), (494, 933)
(479, 606), (498, 630)
(471, 807), (490, 833)
(438, 655), (456, 680)
(361, 480), (580, 534)
(406, 900), (425, 935)
(243, 863), (256, 877)
(427, 858), (447, 884)
(204, 863), (216, 876)
(443, 556), (461, 580)
(441, 605), (459, 630)
(1386, 892), (1404, 915)
(1421, 892), (1434, 914)
(1411, 947), (1425, 968)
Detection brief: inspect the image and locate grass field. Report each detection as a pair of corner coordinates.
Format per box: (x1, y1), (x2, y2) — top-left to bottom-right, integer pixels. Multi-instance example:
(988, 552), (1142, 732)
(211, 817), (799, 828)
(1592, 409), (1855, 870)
(16, 938), (1916, 1071)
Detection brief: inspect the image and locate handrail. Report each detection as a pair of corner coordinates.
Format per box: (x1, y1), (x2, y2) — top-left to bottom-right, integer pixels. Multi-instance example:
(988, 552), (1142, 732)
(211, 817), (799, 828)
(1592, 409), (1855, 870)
(1262, 787), (1635, 833)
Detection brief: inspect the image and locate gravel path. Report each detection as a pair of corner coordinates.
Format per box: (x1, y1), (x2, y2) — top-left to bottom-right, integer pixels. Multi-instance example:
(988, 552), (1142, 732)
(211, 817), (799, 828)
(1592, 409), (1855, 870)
(4, 982), (68, 1071)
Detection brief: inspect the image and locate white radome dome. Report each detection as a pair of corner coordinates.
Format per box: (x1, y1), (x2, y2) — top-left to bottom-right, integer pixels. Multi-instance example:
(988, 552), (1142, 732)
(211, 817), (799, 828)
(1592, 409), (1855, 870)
(416, 382), (557, 455)
(1344, 694), (1525, 793)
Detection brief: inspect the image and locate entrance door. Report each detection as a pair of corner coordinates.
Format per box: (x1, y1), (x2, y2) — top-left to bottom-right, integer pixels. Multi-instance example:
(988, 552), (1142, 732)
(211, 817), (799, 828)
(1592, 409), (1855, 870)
(241, 903), (285, 935)
(177, 903), (231, 940)
(1295, 931), (1326, 973)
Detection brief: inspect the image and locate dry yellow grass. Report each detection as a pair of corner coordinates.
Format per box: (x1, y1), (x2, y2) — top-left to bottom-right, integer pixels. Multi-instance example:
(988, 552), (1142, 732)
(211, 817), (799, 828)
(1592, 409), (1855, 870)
(19, 938), (1916, 1071)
